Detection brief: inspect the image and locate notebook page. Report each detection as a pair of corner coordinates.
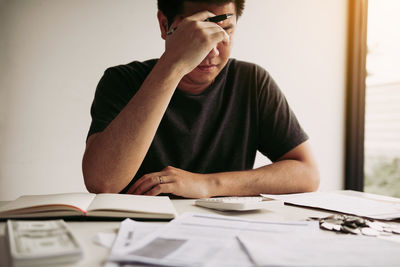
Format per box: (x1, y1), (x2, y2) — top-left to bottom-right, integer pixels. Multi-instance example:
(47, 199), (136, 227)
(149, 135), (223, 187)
(0, 193), (96, 214)
(88, 194), (176, 215)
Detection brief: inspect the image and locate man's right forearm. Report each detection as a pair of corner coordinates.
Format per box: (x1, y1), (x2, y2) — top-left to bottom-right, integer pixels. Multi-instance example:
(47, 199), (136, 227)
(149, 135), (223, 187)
(82, 56), (185, 193)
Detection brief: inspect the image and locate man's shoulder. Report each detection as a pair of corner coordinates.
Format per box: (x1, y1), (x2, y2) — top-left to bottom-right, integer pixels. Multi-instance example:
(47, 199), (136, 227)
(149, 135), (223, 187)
(224, 59), (280, 98)
(96, 59), (159, 96)
(227, 58), (270, 77)
(104, 58), (158, 78)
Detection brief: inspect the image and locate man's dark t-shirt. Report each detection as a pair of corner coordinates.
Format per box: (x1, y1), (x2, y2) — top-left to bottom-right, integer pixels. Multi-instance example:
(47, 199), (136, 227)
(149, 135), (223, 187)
(88, 58), (308, 193)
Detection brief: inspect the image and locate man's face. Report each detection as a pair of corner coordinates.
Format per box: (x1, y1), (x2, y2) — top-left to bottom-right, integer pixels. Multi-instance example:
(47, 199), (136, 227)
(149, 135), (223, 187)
(173, 2), (237, 92)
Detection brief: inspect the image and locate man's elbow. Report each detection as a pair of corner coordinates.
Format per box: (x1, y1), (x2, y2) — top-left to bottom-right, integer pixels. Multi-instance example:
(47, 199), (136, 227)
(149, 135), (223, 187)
(304, 165), (320, 192)
(82, 161), (120, 194)
(84, 181), (110, 194)
(83, 172), (116, 194)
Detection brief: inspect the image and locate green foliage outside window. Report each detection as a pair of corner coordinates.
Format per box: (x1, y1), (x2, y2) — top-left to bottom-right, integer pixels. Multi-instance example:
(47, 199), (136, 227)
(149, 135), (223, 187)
(364, 157), (400, 198)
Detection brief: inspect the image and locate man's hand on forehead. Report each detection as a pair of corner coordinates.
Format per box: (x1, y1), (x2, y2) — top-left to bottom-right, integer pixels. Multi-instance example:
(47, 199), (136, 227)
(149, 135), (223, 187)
(166, 10), (230, 46)
(168, 10), (217, 33)
(161, 10), (230, 75)
(170, 10), (234, 32)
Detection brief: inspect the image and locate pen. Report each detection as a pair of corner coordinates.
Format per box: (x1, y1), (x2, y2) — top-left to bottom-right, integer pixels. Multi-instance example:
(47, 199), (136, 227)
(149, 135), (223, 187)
(166, 13), (234, 35)
(235, 236), (257, 265)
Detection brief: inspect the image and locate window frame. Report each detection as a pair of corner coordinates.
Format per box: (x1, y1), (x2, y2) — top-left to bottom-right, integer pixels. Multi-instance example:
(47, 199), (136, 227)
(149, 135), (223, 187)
(345, 0), (369, 191)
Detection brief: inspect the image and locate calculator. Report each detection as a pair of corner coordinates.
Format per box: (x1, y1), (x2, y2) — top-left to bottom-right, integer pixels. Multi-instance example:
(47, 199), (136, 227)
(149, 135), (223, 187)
(195, 196), (284, 211)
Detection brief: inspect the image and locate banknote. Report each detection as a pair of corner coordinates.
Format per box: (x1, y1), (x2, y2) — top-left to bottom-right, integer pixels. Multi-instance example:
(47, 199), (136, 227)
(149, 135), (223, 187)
(6, 219), (82, 266)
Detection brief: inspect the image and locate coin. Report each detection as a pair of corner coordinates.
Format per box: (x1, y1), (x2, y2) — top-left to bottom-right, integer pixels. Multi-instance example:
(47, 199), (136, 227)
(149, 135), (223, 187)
(344, 216), (358, 223)
(383, 227), (393, 233)
(333, 224), (342, 231)
(392, 228), (400, 235)
(355, 218), (366, 226)
(324, 218), (343, 225)
(342, 225), (361, 235)
(361, 227), (379, 237)
(366, 221), (384, 232)
(344, 222), (358, 229)
(321, 222), (335, 231)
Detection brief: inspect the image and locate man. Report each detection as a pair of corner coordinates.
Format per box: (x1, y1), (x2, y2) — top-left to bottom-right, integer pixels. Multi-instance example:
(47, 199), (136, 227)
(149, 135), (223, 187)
(82, 0), (319, 198)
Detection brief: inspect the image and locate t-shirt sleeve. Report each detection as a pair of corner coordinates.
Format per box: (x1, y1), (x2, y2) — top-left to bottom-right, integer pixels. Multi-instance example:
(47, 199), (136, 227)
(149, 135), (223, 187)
(257, 68), (308, 162)
(87, 67), (135, 140)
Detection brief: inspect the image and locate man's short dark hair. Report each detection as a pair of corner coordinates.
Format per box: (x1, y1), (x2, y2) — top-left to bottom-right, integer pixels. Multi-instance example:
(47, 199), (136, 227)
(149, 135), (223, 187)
(157, 0), (245, 27)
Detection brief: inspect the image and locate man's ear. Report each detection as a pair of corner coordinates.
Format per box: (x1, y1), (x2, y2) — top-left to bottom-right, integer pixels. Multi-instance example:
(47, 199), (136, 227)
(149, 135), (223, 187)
(157, 11), (169, 40)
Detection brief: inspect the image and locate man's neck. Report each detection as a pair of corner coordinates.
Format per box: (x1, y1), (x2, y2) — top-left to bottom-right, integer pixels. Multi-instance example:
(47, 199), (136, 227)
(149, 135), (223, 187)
(177, 79), (213, 95)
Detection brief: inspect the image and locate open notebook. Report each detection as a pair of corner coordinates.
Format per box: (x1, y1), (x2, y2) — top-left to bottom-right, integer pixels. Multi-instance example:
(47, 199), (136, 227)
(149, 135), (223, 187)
(0, 193), (177, 220)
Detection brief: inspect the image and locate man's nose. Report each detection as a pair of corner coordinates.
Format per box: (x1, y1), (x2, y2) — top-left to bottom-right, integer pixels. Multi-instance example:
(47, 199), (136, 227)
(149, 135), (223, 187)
(207, 46), (220, 58)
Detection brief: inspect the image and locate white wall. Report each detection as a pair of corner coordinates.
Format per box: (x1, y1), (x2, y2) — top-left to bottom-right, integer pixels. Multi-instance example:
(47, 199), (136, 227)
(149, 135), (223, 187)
(0, 0), (347, 200)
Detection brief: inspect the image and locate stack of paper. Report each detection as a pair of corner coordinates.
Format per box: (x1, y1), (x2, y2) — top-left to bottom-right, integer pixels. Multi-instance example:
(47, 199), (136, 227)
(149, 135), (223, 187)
(262, 191), (400, 220)
(106, 213), (319, 267)
(105, 211), (400, 267)
(238, 232), (400, 266)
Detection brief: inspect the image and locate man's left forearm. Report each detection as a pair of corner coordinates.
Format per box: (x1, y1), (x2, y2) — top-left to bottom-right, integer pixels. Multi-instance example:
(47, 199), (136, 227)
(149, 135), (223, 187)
(206, 158), (320, 197)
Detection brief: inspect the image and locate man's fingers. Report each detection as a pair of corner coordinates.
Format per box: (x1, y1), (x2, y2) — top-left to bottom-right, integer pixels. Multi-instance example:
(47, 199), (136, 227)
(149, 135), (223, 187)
(128, 177), (145, 193)
(144, 183), (173, 196)
(127, 174), (151, 193)
(167, 11), (216, 36)
(185, 10), (216, 22)
(208, 26), (229, 43)
(195, 25), (228, 48)
(131, 175), (160, 195)
(129, 172), (173, 195)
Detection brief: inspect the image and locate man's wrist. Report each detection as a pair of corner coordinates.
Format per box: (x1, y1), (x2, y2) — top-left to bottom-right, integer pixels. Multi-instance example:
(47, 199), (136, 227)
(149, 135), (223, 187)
(158, 52), (190, 78)
(202, 173), (222, 198)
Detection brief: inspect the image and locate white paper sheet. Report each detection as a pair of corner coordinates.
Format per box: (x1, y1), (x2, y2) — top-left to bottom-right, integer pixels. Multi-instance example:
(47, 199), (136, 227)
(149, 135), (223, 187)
(108, 213), (318, 267)
(92, 221), (161, 249)
(110, 219), (162, 254)
(262, 191), (400, 220)
(238, 231), (400, 266)
(92, 232), (117, 248)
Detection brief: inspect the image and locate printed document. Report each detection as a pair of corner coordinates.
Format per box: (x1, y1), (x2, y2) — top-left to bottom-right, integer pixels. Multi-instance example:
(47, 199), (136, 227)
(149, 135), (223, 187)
(262, 191), (400, 220)
(238, 231), (400, 266)
(107, 213), (318, 267)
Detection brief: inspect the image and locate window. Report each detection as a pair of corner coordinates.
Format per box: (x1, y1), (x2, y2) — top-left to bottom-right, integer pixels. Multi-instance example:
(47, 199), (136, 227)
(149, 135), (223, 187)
(346, 0), (400, 197)
(364, 0), (400, 197)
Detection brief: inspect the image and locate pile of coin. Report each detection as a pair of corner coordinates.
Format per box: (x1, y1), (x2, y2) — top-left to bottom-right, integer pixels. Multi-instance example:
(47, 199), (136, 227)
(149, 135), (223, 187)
(309, 214), (400, 237)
